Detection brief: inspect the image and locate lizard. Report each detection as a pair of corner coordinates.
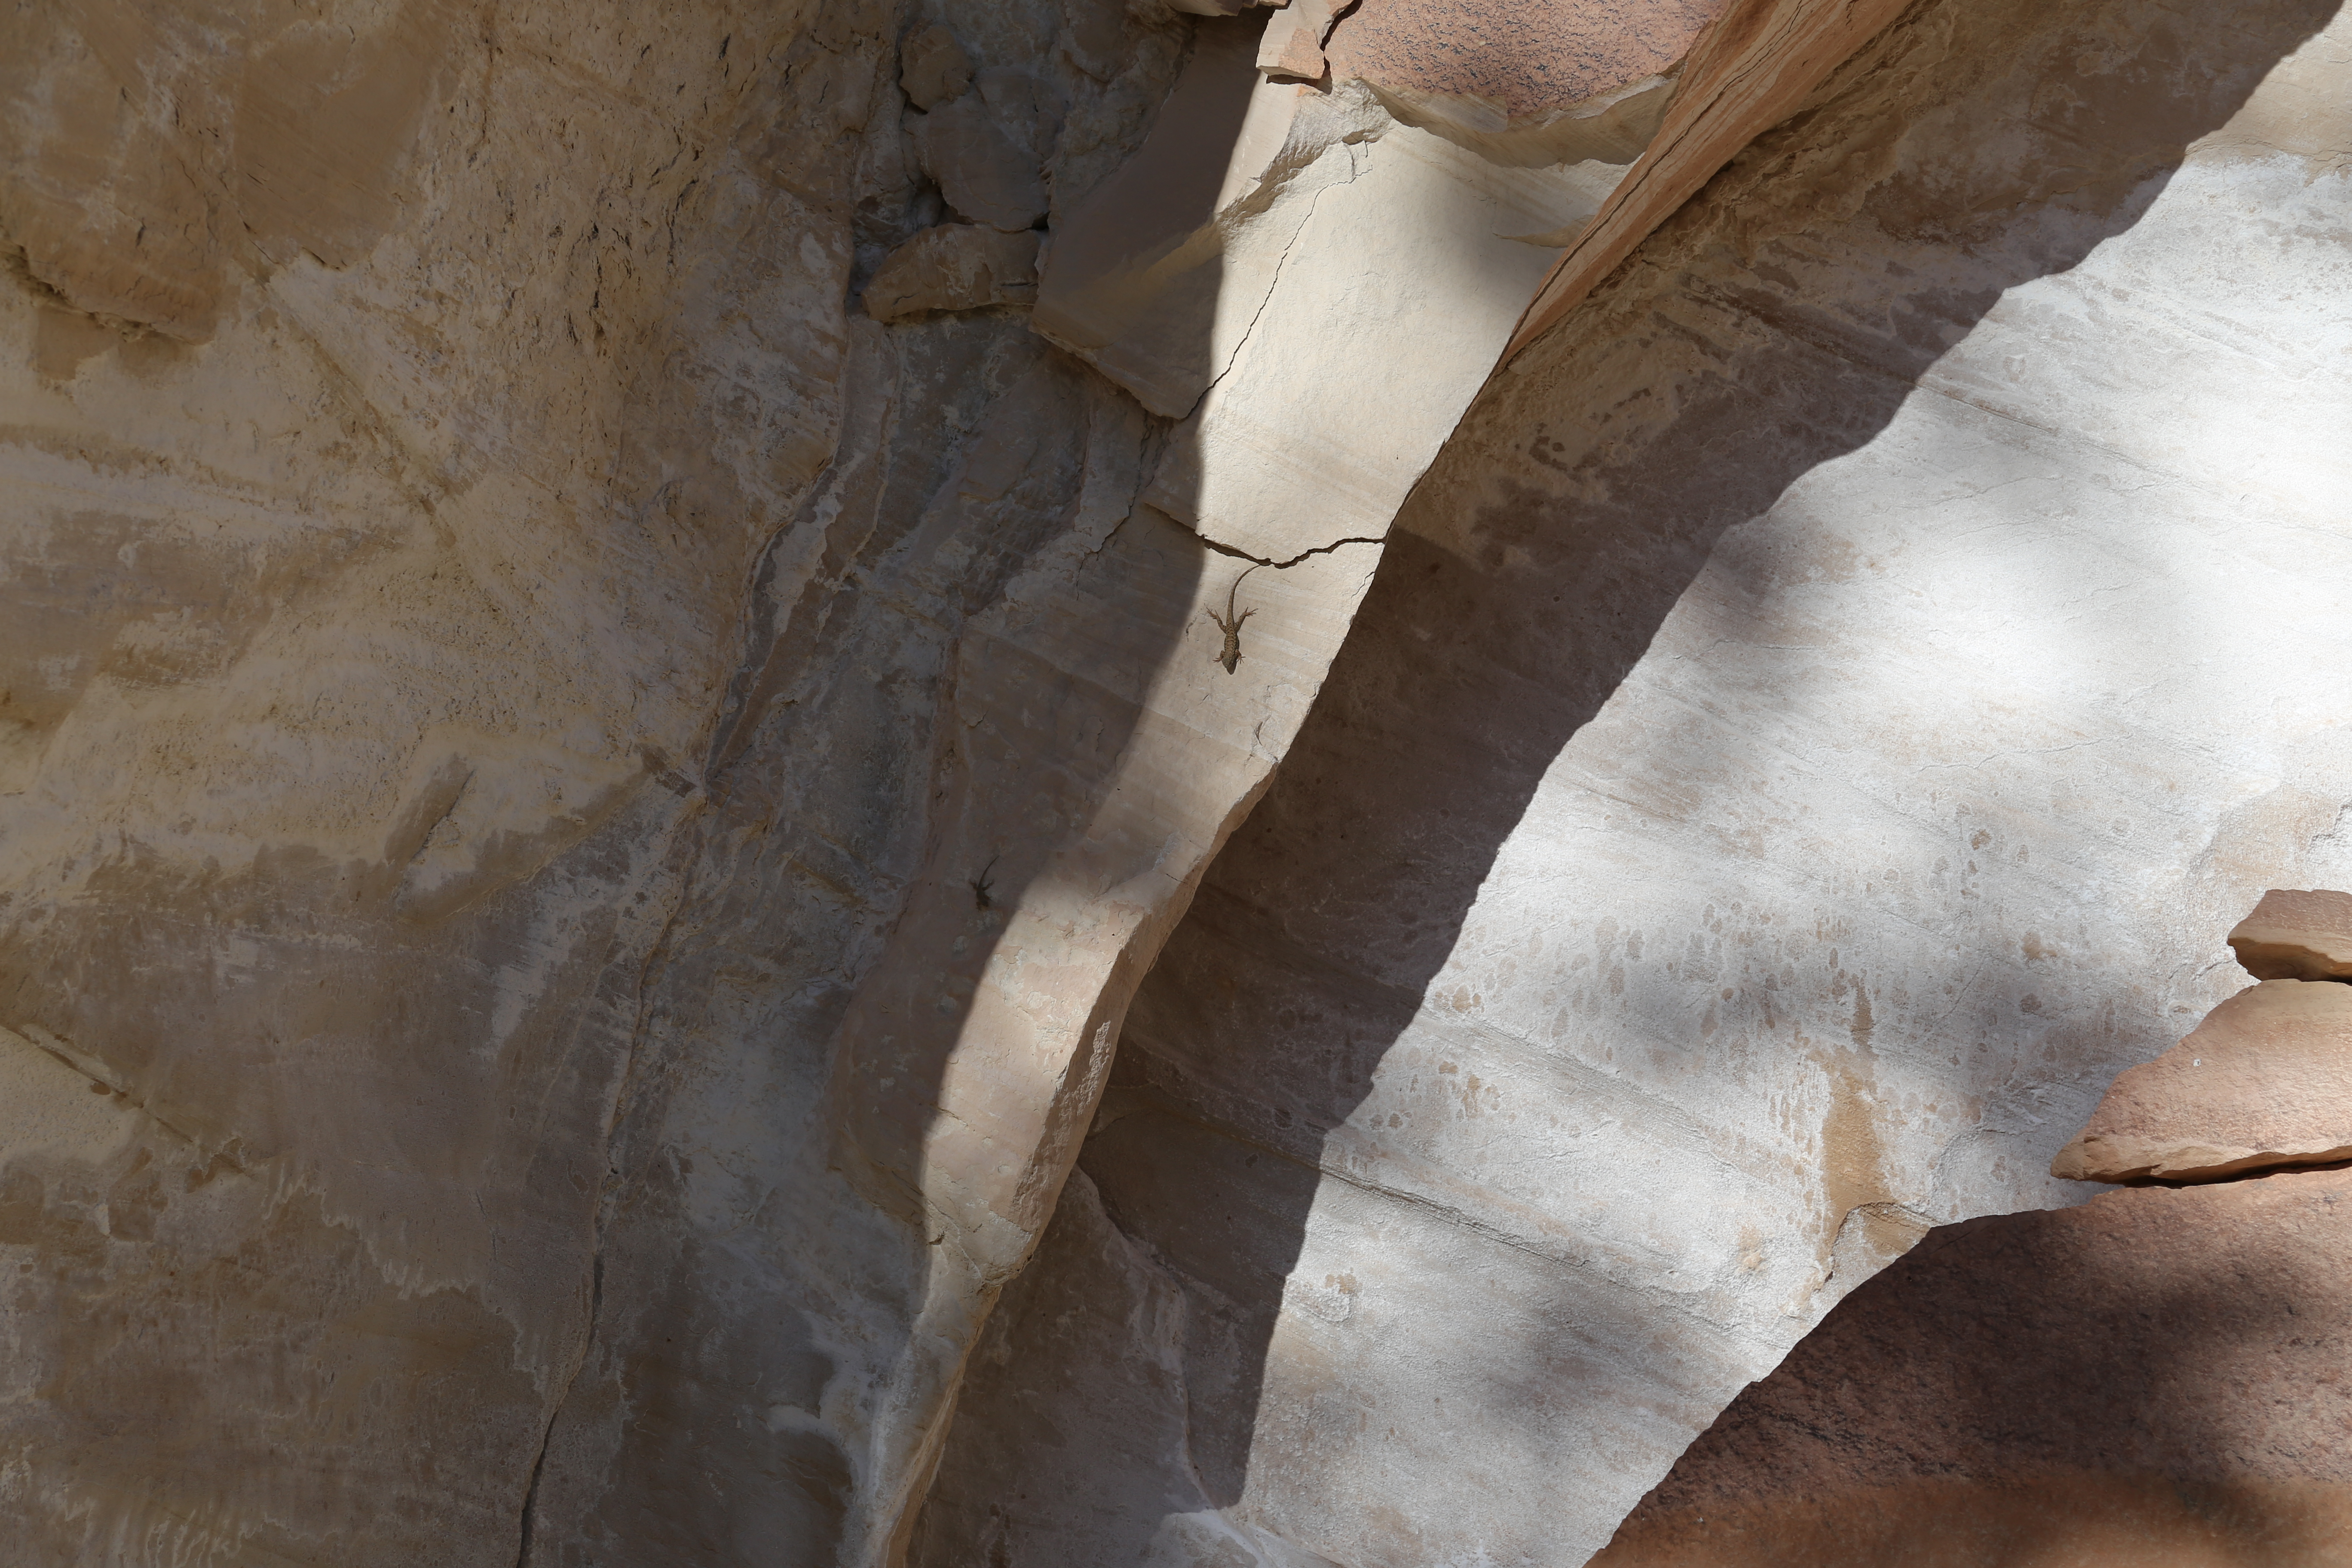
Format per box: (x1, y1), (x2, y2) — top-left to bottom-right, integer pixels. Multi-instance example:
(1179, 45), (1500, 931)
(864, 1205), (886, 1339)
(1206, 562), (1265, 674)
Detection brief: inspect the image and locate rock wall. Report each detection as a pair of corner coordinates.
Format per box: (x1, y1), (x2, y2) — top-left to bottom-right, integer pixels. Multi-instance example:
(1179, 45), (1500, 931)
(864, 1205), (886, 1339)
(0, 0), (1222, 1559)
(1598, 1164), (2352, 1567)
(918, 0), (2352, 1562)
(7, 0), (2350, 1562)
(0, 0), (1734, 1562)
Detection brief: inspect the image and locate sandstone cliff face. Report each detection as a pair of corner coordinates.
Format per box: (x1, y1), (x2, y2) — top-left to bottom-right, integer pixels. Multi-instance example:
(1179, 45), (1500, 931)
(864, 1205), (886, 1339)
(1, 0), (1214, 1559)
(0, 0), (1710, 1559)
(5, 0), (2350, 1564)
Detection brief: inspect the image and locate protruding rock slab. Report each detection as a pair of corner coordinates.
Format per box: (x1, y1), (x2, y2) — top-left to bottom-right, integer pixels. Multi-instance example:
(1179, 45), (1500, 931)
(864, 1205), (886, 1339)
(1258, 0), (1339, 81)
(1506, 0), (1918, 358)
(2052, 979), (2352, 1183)
(864, 225), (1039, 321)
(1034, 15), (1625, 563)
(1325, 0), (1724, 122)
(2230, 888), (2352, 980)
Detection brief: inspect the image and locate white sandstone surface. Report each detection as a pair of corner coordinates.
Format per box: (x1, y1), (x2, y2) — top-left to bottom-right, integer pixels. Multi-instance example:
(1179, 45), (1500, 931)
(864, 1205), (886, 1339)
(0, 0), (1295, 1559)
(919, 1), (2352, 1564)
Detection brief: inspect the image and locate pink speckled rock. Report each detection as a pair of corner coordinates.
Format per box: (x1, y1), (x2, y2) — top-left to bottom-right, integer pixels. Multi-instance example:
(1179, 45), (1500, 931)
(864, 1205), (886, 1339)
(1323, 0), (1728, 120)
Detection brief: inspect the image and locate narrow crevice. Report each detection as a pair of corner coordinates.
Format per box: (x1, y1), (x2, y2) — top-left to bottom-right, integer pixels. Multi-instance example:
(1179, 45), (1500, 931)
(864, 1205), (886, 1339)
(509, 1409), (558, 1568)
(1182, 144), (1368, 421)
(1197, 533), (1384, 570)
(511, 847), (695, 1568)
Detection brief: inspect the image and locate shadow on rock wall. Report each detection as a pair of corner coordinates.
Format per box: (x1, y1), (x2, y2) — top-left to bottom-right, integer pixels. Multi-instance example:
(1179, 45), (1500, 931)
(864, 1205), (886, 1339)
(913, 0), (2344, 1560)
(512, 7), (1250, 1568)
(1, 0), (1253, 1562)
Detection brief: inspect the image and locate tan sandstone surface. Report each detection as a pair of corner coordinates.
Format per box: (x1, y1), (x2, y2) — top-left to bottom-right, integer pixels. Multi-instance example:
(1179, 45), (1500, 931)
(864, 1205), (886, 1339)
(2229, 887), (2352, 981)
(2052, 978), (2352, 1183)
(0, 0), (1297, 1560)
(0, 0), (1755, 1559)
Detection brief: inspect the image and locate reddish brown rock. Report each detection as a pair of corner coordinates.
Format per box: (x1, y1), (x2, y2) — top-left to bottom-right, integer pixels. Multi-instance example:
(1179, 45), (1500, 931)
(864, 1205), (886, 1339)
(1595, 1168), (2352, 1568)
(2051, 980), (2352, 1183)
(1258, 0), (1340, 80)
(2230, 888), (2352, 980)
(1507, 0), (1918, 357)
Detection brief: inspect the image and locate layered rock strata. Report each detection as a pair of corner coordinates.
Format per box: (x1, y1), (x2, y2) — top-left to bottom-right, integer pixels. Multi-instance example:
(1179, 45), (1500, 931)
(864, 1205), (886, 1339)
(0, 0), (1773, 1562)
(0, 0), (1235, 1560)
(4, 0), (2350, 1562)
(2230, 887), (2352, 981)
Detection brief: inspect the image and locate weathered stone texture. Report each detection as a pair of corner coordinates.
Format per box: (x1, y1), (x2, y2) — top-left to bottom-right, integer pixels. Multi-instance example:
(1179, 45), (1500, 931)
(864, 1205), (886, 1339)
(0, 0), (1691, 1557)
(8, 0), (2352, 1560)
(0, 0), (1228, 1560)
(2229, 887), (2352, 981)
(913, 93), (1051, 231)
(864, 223), (1040, 320)
(1325, 0), (1725, 122)
(900, 24), (974, 111)
(1596, 1167), (2352, 1567)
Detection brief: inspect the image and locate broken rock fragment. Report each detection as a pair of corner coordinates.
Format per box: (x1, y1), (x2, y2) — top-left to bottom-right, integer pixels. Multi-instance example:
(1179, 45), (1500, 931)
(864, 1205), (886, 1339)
(2228, 887), (2352, 980)
(2051, 978), (2352, 1183)
(912, 95), (1049, 231)
(1326, 0), (1726, 165)
(864, 224), (1040, 321)
(1259, 0), (1339, 80)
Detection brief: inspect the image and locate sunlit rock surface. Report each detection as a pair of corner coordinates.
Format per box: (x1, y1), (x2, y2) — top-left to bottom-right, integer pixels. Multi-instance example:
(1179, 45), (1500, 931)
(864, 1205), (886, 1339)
(2229, 887), (2352, 980)
(0, 0), (1321, 1560)
(0, 0), (1694, 1559)
(1031, 0), (1712, 564)
(2053, 977), (2352, 1183)
(920, 0), (2352, 1563)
